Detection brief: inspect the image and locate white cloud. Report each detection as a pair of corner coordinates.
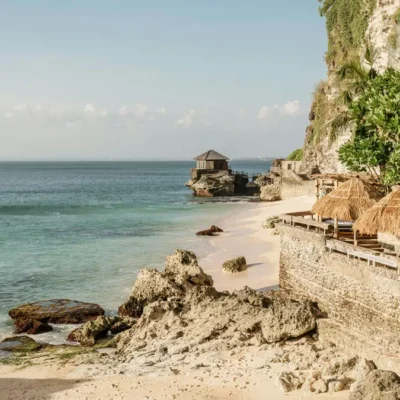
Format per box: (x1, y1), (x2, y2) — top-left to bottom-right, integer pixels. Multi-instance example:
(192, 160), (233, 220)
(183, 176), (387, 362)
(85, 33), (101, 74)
(13, 104), (27, 113)
(4, 112), (14, 119)
(99, 109), (108, 117)
(176, 109), (195, 127)
(84, 104), (96, 114)
(257, 101), (300, 120)
(33, 104), (43, 116)
(157, 108), (166, 114)
(135, 104), (148, 118)
(257, 106), (269, 120)
(118, 105), (129, 116)
(283, 100), (300, 115)
(257, 104), (279, 120)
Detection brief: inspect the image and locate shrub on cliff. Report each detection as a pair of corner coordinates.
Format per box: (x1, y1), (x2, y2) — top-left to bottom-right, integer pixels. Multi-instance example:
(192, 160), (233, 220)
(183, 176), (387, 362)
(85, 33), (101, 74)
(338, 68), (400, 184)
(287, 149), (303, 161)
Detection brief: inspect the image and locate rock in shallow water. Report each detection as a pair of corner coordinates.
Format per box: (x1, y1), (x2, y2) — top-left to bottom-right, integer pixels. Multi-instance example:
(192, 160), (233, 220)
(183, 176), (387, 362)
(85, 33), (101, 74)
(0, 336), (42, 352)
(222, 257), (247, 273)
(9, 299), (105, 324)
(196, 225), (224, 236)
(14, 318), (53, 335)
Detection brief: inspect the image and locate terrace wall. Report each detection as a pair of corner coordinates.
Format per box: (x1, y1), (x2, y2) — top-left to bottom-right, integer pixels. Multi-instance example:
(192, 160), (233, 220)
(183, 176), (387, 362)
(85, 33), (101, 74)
(279, 224), (400, 372)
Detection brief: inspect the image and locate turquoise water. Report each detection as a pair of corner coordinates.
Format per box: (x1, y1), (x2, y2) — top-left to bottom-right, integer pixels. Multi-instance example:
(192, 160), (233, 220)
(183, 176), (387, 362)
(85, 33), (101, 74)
(0, 160), (270, 333)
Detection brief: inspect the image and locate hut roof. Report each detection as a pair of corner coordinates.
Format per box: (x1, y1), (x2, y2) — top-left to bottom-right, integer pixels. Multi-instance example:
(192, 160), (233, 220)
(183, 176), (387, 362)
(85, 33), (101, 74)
(354, 188), (400, 236)
(194, 150), (229, 161)
(311, 177), (383, 222)
(311, 173), (377, 183)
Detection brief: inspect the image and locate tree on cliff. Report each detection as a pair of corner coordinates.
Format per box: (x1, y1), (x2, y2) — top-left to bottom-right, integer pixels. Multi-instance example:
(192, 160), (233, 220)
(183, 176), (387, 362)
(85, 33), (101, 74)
(338, 68), (400, 185)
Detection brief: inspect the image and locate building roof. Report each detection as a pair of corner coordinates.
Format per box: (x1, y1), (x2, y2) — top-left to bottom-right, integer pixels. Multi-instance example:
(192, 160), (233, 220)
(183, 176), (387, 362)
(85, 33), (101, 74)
(354, 188), (400, 236)
(311, 177), (383, 222)
(194, 150), (229, 161)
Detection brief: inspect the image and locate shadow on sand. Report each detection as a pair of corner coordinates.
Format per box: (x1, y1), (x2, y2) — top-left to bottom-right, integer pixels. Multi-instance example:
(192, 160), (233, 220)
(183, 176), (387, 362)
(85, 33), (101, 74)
(0, 378), (91, 400)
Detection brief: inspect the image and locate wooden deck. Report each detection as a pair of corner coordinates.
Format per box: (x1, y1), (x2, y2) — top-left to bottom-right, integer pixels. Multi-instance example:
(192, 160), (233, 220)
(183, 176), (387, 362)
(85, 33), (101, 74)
(279, 212), (400, 272)
(279, 211), (333, 235)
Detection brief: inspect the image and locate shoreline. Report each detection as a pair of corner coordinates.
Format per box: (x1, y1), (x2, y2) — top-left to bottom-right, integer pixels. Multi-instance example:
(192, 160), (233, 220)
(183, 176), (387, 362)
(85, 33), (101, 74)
(1, 195), (348, 400)
(200, 195), (316, 293)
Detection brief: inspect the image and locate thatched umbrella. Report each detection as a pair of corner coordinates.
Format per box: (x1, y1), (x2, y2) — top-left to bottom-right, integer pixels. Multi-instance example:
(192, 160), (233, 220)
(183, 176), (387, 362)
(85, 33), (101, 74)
(311, 177), (383, 237)
(353, 188), (400, 236)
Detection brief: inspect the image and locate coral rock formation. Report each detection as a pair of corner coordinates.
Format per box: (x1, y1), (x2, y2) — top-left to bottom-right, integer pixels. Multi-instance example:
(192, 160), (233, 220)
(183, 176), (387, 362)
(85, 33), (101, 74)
(185, 171), (235, 197)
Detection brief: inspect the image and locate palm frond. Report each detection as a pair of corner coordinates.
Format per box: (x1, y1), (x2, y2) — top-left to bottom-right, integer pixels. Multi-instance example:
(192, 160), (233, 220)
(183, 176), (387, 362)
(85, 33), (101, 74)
(327, 111), (353, 143)
(336, 61), (368, 81)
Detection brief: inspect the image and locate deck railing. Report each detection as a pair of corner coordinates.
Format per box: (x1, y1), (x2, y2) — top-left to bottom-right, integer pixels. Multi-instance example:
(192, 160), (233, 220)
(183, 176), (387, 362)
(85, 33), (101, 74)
(326, 239), (400, 272)
(279, 211), (333, 235)
(278, 213), (400, 272)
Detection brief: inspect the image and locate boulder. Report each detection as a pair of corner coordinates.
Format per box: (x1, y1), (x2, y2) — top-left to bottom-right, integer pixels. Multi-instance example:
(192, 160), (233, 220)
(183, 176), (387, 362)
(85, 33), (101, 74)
(254, 174), (273, 187)
(110, 317), (136, 335)
(9, 299), (105, 324)
(350, 370), (400, 400)
(260, 184), (281, 202)
(0, 336), (42, 352)
(185, 171), (235, 197)
(118, 269), (183, 318)
(262, 216), (280, 229)
(261, 298), (316, 342)
(165, 250), (214, 288)
(222, 257), (247, 273)
(119, 251), (214, 318)
(196, 225), (224, 236)
(13, 318), (53, 335)
(67, 316), (119, 346)
(277, 372), (305, 393)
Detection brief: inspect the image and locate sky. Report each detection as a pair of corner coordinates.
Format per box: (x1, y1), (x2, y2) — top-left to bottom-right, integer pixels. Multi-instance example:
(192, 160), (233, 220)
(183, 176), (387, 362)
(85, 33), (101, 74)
(0, 1), (327, 160)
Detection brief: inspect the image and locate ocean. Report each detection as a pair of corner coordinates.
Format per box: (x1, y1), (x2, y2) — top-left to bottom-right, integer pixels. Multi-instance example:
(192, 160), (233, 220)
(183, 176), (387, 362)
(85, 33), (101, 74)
(0, 160), (270, 337)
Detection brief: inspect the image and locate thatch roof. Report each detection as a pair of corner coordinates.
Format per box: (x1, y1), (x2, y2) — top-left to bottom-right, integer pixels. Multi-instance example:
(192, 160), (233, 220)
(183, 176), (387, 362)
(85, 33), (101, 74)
(311, 173), (378, 184)
(194, 150), (229, 161)
(311, 177), (383, 222)
(353, 188), (400, 236)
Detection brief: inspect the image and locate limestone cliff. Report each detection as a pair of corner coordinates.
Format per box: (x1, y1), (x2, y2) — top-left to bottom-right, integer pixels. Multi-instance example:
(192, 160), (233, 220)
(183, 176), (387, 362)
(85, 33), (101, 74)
(302, 0), (400, 174)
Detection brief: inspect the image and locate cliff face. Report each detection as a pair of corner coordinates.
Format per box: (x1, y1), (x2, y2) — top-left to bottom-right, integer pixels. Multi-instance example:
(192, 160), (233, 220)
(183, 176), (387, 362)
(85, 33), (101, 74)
(302, 0), (400, 174)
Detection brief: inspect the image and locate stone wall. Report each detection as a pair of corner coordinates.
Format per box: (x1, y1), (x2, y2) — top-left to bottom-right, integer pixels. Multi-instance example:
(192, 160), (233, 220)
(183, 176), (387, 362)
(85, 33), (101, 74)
(279, 224), (400, 372)
(281, 181), (315, 200)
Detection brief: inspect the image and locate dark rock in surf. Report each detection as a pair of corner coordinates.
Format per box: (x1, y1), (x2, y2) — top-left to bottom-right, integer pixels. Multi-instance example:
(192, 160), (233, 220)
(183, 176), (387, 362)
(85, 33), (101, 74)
(9, 299), (105, 324)
(14, 318), (53, 335)
(196, 225), (224, 236)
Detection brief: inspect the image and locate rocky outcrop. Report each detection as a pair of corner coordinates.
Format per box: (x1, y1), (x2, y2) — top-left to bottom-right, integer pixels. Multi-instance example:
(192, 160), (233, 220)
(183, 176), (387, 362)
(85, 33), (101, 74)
(222, 257), (247, 273)
(116, 250), (318, 359)
(14, 318), (53, 335)
(254, 173), (274, 187)
(185, 171), (235, 197)
(0, 336), (42, 352)
(110, 317), (136, 335)
(9, 299), (105, 324)
(260, 185), (281, 202)
(350, 370), (400, 400)
(119, 250), (213, 318)
(196, 225), (224, 236)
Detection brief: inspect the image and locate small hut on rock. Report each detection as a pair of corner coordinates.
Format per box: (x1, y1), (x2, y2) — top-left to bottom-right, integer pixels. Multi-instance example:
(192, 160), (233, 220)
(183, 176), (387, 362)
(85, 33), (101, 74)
(311, 177), (383, 238)
(354, 188), (400, 253)
(194, 150), (229, 171)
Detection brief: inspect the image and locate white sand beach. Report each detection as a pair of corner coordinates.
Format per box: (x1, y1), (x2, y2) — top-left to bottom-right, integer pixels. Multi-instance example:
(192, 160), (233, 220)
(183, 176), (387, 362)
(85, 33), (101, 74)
(201, 195), (315, 292)
(0, 196), (350, 400)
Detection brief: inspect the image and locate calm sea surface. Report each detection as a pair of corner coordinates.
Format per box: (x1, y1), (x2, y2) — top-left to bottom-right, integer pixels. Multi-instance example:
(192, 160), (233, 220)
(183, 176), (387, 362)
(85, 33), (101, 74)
(0, 160), (270, 334)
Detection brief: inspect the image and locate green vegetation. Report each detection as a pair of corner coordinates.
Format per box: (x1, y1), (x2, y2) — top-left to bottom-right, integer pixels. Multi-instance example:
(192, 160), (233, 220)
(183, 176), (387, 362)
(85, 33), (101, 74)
(287, 148), (303, 161)
(319, 0), (376, 65)
(338, 68), (400, 184)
